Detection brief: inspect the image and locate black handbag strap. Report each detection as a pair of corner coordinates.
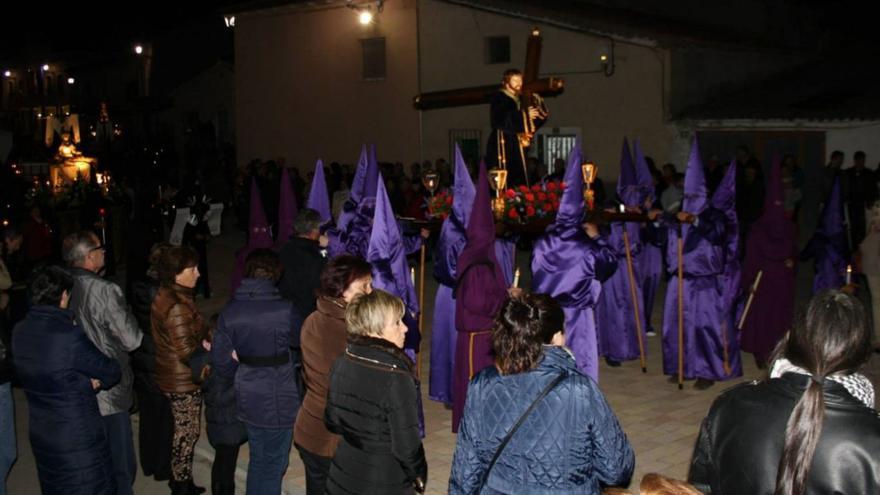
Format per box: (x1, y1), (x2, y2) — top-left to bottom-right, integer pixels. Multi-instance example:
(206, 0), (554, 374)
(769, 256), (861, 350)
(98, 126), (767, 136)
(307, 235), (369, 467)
(478, 373), (567, 491)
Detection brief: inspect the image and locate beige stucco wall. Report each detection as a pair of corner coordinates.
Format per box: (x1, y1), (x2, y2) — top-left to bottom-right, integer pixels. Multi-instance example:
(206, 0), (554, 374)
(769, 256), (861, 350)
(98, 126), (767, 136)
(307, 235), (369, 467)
(417, 0), (678, 181)
(235, 0), (420, 170)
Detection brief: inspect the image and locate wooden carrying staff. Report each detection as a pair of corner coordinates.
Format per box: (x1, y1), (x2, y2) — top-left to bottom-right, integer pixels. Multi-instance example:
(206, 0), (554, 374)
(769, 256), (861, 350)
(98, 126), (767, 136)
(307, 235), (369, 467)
(622, 230), (647, 373)
(416, 244), (426, 379)
(737, 270), (763, 330)
(677, 235), (685, 390)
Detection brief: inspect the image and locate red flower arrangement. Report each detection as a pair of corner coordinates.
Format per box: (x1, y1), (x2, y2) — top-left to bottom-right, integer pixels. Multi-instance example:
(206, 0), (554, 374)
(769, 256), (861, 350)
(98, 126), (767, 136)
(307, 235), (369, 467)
(426, 189), (453, 220)
(501, 179), (566, 223)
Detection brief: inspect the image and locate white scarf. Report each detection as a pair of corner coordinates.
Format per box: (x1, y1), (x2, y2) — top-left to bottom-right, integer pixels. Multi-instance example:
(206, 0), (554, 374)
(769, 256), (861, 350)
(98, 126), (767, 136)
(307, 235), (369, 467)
(770, 358), (875, 409)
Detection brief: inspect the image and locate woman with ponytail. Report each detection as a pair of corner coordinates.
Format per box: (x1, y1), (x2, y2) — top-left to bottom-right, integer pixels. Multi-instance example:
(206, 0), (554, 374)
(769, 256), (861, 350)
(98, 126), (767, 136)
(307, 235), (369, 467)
(689, 290), (880, 494)
(449, 293), (634, 494)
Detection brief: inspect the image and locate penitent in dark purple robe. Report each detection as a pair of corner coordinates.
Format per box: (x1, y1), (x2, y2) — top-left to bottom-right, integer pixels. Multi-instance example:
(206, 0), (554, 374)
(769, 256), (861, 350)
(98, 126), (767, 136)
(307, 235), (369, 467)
(532, 144), (617, 381)
(451, 161), (510, 433)
(740, 156), (798, 364)
(230, 178), (274, 292)
(660, 138), (741, 381)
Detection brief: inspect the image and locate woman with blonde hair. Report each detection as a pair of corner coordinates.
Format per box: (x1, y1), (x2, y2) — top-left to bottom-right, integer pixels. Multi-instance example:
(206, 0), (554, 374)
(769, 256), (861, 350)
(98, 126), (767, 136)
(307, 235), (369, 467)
(324, 289), (427, 494)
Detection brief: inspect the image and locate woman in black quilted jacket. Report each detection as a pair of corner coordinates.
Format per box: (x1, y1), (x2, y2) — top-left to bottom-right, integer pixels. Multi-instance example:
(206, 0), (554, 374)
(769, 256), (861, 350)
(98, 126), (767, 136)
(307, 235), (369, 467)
(324, 290), (427, 494)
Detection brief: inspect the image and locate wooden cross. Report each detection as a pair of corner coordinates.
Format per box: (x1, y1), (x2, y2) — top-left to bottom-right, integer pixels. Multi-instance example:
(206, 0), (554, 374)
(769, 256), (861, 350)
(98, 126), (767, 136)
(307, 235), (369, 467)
(412, 28), (565, 110)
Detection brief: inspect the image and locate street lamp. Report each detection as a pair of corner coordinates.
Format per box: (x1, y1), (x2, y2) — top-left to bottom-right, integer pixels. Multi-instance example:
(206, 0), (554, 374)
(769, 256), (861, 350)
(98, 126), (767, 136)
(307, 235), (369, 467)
(3, 70), (10, 77)
(67, 77), (75, 84)
(358, 10), (373, 25)
(41, 64), (50, 71)
(134, 44), (144, 55)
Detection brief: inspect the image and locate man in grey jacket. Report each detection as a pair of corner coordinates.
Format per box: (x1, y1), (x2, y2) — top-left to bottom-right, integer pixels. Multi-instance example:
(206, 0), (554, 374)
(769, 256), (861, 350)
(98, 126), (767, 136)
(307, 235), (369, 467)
(64, 231), (143, 495)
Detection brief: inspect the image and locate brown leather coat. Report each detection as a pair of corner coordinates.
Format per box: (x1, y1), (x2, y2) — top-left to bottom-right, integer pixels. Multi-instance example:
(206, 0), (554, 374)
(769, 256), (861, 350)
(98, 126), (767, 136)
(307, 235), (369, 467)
(151, 284), (204, 394)
(294, 296), (348, 457)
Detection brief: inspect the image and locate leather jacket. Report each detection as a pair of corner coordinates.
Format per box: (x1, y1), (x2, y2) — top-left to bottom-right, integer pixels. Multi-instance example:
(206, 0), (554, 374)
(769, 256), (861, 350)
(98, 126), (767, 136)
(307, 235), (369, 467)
(689, 373), (880, 494)
(152, 284), (204, 394)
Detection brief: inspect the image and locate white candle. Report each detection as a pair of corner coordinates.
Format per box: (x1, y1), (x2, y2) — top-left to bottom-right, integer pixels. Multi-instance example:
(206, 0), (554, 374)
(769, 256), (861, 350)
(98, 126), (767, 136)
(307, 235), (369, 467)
(513, 267), (521, 288)
(410, 267), (416, 285)
(846, 265), (852, 285)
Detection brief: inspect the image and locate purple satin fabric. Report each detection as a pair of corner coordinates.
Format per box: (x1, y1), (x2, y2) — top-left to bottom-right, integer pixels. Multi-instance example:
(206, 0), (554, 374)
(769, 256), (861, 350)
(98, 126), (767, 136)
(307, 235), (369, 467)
(531, 231), (617, 381)
(661, 210), (742, 381)
(597, 222), (646, 362)
(639, 243), (663, 333)
(429, 284), (457, 404)
(306, 160), (332, 224)
(494, 239), (515, 285)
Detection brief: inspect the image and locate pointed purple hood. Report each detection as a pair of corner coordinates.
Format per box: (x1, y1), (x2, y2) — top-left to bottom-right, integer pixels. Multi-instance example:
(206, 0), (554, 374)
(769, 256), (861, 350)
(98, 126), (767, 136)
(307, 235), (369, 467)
(683, 137), (708, 214)
(306, 159), (332, 224)
(363, 144), (380, 201)
(455, 160), (509, 333)
(452, 144), (477, 225)
(349, 144), (369, 205)
(617, 137), (640, 206)
(277, 167), (298, 244)
(710, 160), (737, 213)
(555, 144), (585, 228)
(632, 139), (654, 203)
(248, 177), (273, 248)
(367, 173), (418, 314)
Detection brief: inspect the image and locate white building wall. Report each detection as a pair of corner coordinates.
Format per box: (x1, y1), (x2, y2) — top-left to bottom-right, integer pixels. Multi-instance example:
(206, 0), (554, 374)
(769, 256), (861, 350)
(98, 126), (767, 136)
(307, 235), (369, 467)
(417, 0), (678, 181)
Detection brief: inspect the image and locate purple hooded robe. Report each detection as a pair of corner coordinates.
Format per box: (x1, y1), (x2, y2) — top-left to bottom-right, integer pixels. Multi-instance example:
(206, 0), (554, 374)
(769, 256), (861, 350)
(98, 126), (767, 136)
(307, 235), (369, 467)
(306, 159), (332, 225)
(801, 179), (849, 293)
(531, 144), (618, 381)
(329, 145), (423, 259)
(741, 156), (798, 364)
(451, 161), (510, 432)
(632, 140), (663, 334)
(597, 138), (646, 362)
(660, 138), (741, 381)
(230, 178), (274, 292)
(429, 148), (514, 405)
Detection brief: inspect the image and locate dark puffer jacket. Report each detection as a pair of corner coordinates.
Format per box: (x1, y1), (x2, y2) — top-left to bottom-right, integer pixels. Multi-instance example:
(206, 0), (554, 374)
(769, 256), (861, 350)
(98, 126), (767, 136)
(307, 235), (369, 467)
(213, 277), (301, 428)
(130, 276), (160, 393)
(449, 346), (634, 494)
(689, 373), (880, 494)
(324, 334), (427, 495)
(189, 347), (247, 447)
(13, 305), (122, 495)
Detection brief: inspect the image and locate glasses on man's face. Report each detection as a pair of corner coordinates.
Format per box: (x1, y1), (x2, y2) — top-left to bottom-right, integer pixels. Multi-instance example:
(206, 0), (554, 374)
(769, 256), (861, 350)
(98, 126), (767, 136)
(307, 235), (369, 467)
(89, 244), (105, 253)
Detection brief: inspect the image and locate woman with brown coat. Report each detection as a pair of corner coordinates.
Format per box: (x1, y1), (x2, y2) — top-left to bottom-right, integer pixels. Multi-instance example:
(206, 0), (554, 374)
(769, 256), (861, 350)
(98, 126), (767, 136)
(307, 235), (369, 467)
(294, 255), (373, 495)
(151, 246), (205, 495)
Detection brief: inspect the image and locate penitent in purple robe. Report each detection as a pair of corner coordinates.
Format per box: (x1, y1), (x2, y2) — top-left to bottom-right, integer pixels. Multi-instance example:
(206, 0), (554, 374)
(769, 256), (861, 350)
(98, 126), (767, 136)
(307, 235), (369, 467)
(801, 179), (848, 293)
(660, 138), (741, 381)
(451, 161), (510, 432)
(532, 144), (617, 381)
(306, 159), (332, 225)
(741, 156), (798, 364)
(328, 144), (422, 259)
(632, 140), (663, 334)
(597, 138), (646, 363)
(430, 146), (475, 405)
(709, 159), (743, 378)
